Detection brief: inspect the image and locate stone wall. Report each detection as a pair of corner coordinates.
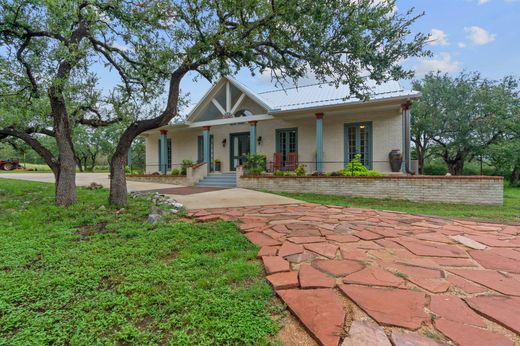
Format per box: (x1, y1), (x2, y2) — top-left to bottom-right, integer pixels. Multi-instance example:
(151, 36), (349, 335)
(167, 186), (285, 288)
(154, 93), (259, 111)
(237, 175), (504, 205)
(127, 162), (208, 186)
(126, 175), (190, 185)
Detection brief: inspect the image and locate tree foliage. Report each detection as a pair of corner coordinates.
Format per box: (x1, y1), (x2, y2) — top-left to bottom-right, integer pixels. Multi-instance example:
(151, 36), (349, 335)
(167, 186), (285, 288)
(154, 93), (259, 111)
(412, 72), (519, 175)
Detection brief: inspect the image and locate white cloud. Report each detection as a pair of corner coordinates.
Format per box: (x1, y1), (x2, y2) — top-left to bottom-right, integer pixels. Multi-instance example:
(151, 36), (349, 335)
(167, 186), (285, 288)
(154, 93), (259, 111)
(458, 42), (467, 48)
(428, 29), (449, 46)
(413, 53), (462, 76)
(478, 0), (491, 4)
(464, 26), (496, 45)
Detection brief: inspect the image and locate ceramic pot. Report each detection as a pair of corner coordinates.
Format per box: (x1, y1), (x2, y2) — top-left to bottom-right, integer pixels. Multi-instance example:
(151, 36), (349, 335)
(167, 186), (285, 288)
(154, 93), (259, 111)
(389, 149), (403, 172)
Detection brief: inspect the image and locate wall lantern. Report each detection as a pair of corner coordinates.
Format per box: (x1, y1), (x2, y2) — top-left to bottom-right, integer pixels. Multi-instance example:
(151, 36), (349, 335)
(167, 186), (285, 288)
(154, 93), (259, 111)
(257, 136), (262, 146)
(222, 138), (227, 147)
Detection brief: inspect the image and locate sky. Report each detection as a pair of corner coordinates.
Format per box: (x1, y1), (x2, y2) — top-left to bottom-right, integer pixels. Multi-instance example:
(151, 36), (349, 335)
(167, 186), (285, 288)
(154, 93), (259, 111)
(176, 0), (520, 111)
(86, 0), (519, 114)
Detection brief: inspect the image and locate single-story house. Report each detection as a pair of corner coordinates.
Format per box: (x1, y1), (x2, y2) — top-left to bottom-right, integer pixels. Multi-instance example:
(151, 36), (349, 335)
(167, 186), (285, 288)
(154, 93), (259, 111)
(141, 76), (419, 174)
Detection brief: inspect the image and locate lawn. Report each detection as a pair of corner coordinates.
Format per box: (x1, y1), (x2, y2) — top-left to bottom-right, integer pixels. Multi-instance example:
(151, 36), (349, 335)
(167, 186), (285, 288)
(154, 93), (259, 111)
(276, 184), (520, 224)
(0, 180), (280, 345)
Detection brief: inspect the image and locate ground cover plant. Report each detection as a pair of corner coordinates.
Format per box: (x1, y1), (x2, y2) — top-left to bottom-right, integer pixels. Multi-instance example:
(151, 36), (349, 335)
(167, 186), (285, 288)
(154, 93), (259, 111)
(0, 180), (280, 345)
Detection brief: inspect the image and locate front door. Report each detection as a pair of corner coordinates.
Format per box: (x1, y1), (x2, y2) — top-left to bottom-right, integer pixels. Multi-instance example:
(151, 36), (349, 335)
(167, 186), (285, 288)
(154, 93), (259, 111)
(230, 132), (250, 171)
(344, 122), (372, 169)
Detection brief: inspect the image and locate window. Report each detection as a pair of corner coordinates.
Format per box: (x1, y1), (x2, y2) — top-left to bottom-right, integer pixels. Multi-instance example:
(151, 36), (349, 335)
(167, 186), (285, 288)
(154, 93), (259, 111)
(344, 122), (372, 169)
(158, 138), (172, 170)
(276, 128), (298, 166)
(234, 109), (254, 117)
(197, 135), (214, 169)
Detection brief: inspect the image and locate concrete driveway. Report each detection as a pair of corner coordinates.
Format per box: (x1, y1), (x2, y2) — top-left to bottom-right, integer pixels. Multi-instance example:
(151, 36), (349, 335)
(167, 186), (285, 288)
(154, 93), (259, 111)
(0, 172), (300, 209)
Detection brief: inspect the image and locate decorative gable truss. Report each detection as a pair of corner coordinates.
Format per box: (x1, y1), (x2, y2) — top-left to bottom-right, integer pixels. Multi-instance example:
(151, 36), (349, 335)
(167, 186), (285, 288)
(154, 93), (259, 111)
(187, 77), (271, 124)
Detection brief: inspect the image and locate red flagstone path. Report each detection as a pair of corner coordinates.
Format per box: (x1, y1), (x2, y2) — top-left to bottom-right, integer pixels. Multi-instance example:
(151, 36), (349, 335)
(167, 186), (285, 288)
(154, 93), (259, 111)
(188, 203), (520, 346)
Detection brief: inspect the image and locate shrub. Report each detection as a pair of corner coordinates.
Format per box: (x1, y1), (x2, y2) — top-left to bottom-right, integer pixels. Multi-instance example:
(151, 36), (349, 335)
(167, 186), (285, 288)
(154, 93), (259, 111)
(295, 164), (306, 176)
(171, 168), (181, 176)
(181, 160), (194, 175)
(124, 165), (131, 174)
(274, 170), (285, 176)
(339, 154), (382, 177)
(244, 153), (266, 175)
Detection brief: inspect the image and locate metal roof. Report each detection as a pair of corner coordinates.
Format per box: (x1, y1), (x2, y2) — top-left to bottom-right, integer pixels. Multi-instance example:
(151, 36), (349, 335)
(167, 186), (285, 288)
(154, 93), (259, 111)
(251, 79), (420, 112)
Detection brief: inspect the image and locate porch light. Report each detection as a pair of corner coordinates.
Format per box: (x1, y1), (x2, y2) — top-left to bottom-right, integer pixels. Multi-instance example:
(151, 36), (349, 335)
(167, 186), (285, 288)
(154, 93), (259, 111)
(257, 136), (262, 146)
(359, 125), (365, 129)
(222, 138), (227, 147)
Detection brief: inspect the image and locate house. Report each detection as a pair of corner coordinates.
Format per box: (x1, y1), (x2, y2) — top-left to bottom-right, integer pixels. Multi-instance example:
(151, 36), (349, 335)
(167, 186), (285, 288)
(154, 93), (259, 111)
(142, 76), (419, 175)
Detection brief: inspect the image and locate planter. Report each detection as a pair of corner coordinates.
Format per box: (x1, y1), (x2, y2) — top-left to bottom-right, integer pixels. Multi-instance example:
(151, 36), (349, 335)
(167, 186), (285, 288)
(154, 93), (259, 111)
(388, 149), (403, 172)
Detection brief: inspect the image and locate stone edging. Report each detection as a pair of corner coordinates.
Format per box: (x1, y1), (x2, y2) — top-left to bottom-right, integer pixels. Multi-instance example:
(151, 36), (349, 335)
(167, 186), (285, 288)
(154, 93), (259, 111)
(240, 175), (503, 181)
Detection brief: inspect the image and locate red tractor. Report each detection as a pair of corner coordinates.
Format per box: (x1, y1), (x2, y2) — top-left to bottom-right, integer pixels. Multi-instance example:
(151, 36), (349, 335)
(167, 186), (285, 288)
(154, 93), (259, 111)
(0, 159), (21, 171)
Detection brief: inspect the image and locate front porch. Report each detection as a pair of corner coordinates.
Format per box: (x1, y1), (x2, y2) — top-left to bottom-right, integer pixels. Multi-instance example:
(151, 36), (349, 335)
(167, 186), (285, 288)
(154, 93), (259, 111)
(144, 106), (411, 175)
(141, 76), (416, 176)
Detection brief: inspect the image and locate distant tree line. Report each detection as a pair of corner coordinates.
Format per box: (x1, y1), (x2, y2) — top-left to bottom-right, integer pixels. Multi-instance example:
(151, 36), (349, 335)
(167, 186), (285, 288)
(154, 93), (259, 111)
(411, 72), (520, 185)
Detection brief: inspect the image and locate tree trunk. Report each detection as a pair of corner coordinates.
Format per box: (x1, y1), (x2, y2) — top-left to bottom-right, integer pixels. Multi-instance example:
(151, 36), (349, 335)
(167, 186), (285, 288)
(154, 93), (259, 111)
(415, 143), (426, 175)
(447, 159), (464, 176)
(50, 92), (77, 206)
(109, 150), (128, 206)
(510, 165), (520, 186)
(108, 71), (184, 206)
(75, 155), (84, 172)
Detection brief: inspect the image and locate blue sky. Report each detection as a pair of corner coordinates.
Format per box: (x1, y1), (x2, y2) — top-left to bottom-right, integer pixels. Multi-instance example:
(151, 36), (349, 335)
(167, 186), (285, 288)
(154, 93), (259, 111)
(177, 0), (519, 110)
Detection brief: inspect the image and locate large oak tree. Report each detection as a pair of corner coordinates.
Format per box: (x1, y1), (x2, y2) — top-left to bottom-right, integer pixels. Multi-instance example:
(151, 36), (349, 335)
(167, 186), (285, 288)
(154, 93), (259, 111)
(412, 72), (519, 175)
(0, 0), (165, 205)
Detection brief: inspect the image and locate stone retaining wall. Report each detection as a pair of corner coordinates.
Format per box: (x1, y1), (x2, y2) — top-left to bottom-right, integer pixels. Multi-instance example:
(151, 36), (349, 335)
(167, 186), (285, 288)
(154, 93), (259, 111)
(237, 175), (504, 205)
(126, 175), (190, 185)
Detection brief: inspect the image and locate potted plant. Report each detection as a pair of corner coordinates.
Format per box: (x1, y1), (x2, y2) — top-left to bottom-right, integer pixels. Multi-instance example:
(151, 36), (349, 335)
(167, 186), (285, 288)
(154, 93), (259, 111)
(214, 159), (221, 172)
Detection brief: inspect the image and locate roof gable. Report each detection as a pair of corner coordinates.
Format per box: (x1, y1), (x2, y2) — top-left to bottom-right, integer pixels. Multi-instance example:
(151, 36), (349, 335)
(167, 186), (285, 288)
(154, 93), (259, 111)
(186, 76), (270, 123)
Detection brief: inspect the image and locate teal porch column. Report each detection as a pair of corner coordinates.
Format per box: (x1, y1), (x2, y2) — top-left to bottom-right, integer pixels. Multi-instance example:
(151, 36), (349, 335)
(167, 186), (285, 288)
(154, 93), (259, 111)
(249, 121), (257, 155)
(203, 126), (211, 169)
(401, 103), (411, 173)
(160, 130), (168, 174)
(315, 112), (324, 172)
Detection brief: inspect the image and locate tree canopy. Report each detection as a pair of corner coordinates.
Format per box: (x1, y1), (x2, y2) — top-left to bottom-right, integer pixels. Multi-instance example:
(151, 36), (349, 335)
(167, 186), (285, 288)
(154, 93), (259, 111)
(412, 72), (520, 176)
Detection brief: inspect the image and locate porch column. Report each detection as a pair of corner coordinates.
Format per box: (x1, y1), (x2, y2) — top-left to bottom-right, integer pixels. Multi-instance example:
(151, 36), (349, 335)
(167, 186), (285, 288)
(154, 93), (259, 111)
(315, 112), (324, 172)
(159, 130), (168, 174)
(401, 102), (411, 173)
(203, 126), (211, 170)
(249, 121), (257, 155)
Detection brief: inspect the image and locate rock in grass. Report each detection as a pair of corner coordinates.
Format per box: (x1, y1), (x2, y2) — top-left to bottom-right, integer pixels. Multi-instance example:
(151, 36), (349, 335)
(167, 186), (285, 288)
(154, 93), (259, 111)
(147, 214), (161, 224)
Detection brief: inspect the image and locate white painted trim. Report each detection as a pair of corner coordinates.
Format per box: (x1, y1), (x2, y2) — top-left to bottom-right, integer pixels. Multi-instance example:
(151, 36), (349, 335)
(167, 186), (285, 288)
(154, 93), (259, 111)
(230, 93), (246, 114)
(211, 98), (226, 115)
(188, 114), (273, 128)
(226, 82), (231, 112)
(269, 93), (422, 114)
(226, 77), (273, 111)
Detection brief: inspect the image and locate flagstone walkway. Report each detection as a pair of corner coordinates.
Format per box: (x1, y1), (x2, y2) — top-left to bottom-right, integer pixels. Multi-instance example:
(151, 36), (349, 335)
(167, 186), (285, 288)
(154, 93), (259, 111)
(189, 203), (520, 346)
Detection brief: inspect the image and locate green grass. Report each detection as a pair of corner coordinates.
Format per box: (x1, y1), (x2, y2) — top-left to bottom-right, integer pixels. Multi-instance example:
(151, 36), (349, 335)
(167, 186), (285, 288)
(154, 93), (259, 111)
(0, 180), (279, 345)
(0, 163), (53, 173)
(275, 185), (520, 223)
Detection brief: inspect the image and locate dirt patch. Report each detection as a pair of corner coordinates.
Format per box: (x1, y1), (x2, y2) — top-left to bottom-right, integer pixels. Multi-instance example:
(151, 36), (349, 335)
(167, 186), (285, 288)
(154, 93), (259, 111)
(162, 251), (179, 263)
(75, 223), (114, 240)
(276, 313), (318, 346)
(135, 315), (154, 331)
(98, 275), (121, 290)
